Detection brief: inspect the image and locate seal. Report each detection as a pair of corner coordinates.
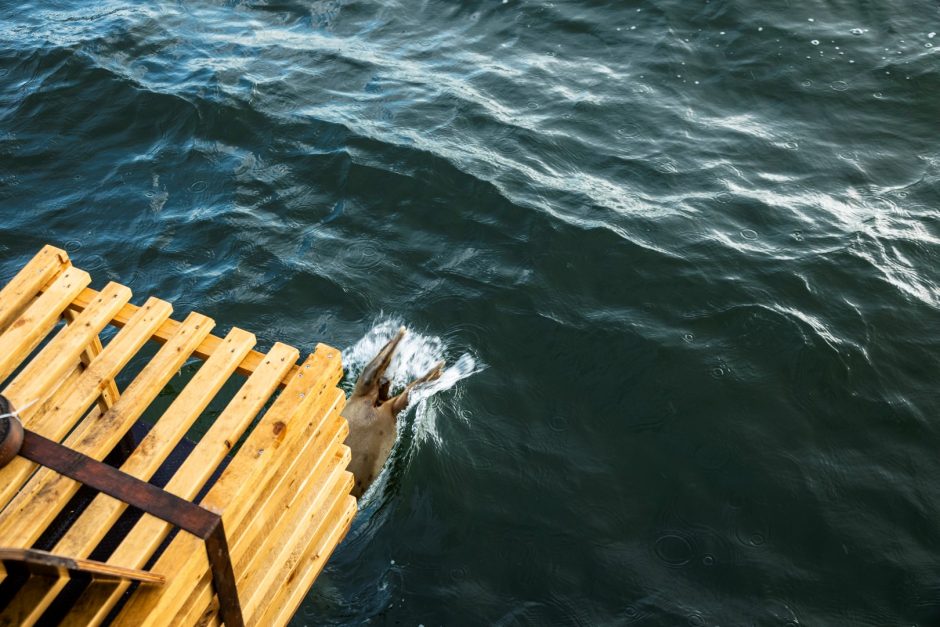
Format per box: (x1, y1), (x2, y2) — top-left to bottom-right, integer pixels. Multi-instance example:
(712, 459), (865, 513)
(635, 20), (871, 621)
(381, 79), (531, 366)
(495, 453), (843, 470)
(342, 327), (443, 498)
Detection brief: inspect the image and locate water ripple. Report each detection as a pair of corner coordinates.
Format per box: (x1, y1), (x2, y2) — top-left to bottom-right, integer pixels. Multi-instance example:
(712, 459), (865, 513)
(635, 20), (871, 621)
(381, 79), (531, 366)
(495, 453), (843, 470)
(1, 1), (939, 625)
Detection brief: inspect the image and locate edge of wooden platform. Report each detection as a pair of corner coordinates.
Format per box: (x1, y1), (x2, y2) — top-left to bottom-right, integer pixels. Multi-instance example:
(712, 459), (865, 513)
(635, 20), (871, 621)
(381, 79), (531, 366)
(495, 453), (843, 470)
(2, 245), (358, 627)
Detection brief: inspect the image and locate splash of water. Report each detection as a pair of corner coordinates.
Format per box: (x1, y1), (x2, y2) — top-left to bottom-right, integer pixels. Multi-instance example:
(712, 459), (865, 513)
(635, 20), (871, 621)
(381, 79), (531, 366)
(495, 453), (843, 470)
(340, 317), (484, 449)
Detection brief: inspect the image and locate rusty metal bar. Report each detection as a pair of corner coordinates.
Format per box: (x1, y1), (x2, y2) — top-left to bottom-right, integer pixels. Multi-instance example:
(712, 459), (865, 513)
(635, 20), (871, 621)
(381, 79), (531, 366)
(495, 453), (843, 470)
(19, 431), (218, 538)
(0, 547), (165, 584)
(205, 521), (241, 627)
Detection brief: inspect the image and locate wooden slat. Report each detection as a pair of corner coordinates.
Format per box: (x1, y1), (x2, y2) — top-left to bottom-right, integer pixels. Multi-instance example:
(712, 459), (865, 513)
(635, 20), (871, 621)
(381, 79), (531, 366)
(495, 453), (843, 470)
(0, 247), (355, 627)
(108, 345), (343, 627)
(0, 274), (126, 619)
(63, 308), (120, 413)
(0, 312), (212, 549)
(243, 446), (353, 624)
(50, 343), (298, 626)
(2, 282), (131, 411)
(0, 312), (208, 623)
(105, 323), (255, 481)
(0, 296), (172, 511)
(210, 435), (350, 626)
(0, 356), (94, 603)
(9, 348), (86, 431)
(55, 340), (295, 561)
(62, 287), (302, 387)
(259, 495), (356, 627)
(175, 388), (349, 624)
(199, 346), (343, 536)
(193, 480), (357, 627)
(2, 324), (252, 626)
(235, 405), (347, 585)
(0, 548), (164, 584)
(226, 388), (348, 574)
(22, 296), (172, 434)
(0, 266), (90, 383)
(194, 468), (355, 627)
(0, 572), (59, 627)
(176, 400), (348, 626)
(0, 245), (70, 333)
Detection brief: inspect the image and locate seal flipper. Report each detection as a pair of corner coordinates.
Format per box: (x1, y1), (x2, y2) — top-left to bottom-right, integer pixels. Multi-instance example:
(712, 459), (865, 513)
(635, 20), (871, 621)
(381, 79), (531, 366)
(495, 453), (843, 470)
(353, 327), (406, 398)
(389, 361), (444, 417)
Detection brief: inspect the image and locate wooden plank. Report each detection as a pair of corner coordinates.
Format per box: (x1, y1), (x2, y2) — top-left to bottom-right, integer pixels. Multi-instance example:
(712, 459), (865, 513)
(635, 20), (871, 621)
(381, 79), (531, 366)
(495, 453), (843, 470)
(2, 281), (131, 412)
(22, 296), (172, 435)
(0, 572), (60, 627)
(63, 308), (120, 413)
(177, 402), (348, 626)
(43, 325), (253, 551)
(181, 388), (348, 625)
(225, 391), (346, 577)
(0, 313), (209, 624)
(144, 359), (345, 627)
(53, 343), (296, 626)
(62, 287), (302, 387)
(0, 290), (123, 592)
(5, 353), (86, 438)
(62, 346), (336, 627)
(194, 491), (357, 627)
(103, 323), (255, 479)
(197, 346), (343, 536)
(0, 296), (172, 511)
(0, 548), (164, 584)
(193, 486), (357, 627)
(125, 342), (301, 626)
(215, 435), (351, 626)
(0, 324), (251, 626)
(242, 445), (353, 624)
(0, 311), (211, 549)
(259, 495), (356, 627)
(235, 401), (347, 577)
(108, 345), (343, 627)
(63, 306), (119, 411)
(0, 266), (91, 383)
(0, 245), (353, 625)
(0, 245), (70, 334)
(53, 340), (295, 561)
(193, 473), (356, 627)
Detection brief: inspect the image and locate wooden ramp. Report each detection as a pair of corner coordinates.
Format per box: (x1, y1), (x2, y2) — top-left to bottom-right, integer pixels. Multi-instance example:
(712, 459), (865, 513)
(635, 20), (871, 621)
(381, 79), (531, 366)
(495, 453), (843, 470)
(0, 245), (356, 626)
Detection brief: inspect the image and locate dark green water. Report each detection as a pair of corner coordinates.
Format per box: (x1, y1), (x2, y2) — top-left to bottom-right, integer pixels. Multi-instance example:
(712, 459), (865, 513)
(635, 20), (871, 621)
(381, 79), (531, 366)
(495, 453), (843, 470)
(2, 0), (940, 624)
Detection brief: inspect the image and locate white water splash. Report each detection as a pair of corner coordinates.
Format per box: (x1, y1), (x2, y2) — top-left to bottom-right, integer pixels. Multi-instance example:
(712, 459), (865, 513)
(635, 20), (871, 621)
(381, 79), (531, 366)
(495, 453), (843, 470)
(341, 317), (483, 448)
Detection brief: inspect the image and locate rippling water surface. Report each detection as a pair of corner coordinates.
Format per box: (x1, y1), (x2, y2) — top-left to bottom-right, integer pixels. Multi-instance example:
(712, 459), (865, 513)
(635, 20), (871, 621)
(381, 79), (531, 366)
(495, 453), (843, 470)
(2, 0), (940, 624)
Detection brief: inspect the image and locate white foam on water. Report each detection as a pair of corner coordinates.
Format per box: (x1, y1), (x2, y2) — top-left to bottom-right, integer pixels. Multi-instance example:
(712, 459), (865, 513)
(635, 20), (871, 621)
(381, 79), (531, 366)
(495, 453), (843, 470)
(340, 317), (484, 506)
(341, 316), (484, 450)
